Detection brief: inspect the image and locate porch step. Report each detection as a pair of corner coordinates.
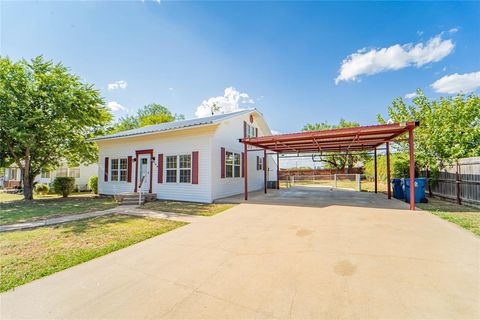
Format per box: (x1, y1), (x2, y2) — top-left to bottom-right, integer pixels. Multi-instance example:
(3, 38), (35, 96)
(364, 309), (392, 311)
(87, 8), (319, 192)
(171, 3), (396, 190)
(114, 192), (157, 205)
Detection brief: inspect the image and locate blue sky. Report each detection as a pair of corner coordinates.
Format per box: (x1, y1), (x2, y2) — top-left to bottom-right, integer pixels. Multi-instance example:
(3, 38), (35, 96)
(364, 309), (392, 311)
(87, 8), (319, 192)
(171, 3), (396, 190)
(1, 1), (479, 134)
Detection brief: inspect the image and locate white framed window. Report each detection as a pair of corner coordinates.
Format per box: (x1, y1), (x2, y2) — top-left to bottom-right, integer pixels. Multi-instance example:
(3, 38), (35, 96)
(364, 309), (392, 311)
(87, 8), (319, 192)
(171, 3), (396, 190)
(257, 157), (264, 170)
(246, 124), (257, 138)
(56, 167), (68, 177)
(179, 155), (192, 183)
(40, 170), (51, 179)
(10, 168), (19, 180)
(111, 158), (128, 182)
(166, 154), (192, 183)
(225, 151), (241, 178)
(68, 167), (80, 178)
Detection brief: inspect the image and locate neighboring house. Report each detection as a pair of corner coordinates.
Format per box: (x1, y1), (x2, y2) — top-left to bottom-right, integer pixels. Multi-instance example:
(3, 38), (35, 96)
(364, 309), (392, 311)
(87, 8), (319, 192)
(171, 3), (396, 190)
(0, 164), (98, 191)
(92, 109), (277, 203)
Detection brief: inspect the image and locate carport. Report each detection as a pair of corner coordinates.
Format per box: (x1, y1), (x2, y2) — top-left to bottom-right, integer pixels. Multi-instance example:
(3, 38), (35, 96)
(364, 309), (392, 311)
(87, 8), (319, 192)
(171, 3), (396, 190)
(240, 122), (419, 210)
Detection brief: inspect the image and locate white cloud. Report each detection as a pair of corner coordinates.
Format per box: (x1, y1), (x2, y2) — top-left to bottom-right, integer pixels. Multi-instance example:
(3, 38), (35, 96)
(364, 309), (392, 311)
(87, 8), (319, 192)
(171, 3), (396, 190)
(107, 101), (127, 112)
(449, 28), (459, 34)
(271, 130), (282, 135)
(431, 71), (480, 94)
(195, 87), (254, 118)
(335, 34), (455, 84)
(107, 80), (128, 90)
(417, 30), (424, 37)
(405, 92), (419, 99)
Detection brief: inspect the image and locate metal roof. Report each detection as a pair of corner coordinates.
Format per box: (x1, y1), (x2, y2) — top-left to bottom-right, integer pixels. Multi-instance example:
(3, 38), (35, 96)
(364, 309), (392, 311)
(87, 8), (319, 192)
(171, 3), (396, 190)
(240, 122), (419, 154)
(93, 109), (255, 141)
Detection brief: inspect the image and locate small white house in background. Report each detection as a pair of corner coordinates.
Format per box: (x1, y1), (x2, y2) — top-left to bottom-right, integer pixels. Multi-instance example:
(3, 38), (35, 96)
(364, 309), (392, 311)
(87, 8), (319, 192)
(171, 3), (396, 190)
(93, 109), (277, 203)
(1, 164), (97, 191)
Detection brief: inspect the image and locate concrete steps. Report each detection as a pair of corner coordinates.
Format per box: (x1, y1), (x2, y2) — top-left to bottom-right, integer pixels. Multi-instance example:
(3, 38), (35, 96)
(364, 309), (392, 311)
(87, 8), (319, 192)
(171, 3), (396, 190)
(114, 192), (157, 205)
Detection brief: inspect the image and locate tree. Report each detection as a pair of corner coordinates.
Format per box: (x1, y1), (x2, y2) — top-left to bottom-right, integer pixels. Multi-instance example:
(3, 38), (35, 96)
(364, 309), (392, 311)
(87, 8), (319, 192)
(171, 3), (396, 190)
(302, 119), (370, 171)
(377, 89), (480, 170)
(110, 103), (184, 133)
(0, 56), (112, 200)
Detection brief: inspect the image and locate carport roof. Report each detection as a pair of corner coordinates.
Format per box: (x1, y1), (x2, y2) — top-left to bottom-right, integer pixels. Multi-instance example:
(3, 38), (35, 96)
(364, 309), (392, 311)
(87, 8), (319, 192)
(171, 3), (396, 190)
(240, 121), (419, 154)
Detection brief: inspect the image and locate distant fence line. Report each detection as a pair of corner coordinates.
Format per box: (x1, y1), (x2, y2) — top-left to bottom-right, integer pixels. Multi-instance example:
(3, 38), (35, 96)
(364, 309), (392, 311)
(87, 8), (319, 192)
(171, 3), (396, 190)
(421, 157), (480, 207)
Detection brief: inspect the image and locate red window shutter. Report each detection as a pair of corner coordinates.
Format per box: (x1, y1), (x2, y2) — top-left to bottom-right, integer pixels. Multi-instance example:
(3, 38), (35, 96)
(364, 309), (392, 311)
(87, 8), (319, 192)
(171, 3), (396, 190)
(158, 154), (163, 183)
(221, 148), (225, 178)
(192, 151), (199, 184)
(241, 152), (245, 177)
(104, 157), (109, 182)
(255, 127), (258, 137)
(243, 121), (247, 138)
(127, 156), (132, 182)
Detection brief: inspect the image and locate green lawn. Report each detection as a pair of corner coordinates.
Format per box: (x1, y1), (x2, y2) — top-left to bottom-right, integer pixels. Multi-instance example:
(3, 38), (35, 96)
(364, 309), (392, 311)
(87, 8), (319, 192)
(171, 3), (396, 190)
(0, 215), (187, 292)
(418, 197), (480, 236)
(143, 200), (236, 216)
(0, 195), (118, 225)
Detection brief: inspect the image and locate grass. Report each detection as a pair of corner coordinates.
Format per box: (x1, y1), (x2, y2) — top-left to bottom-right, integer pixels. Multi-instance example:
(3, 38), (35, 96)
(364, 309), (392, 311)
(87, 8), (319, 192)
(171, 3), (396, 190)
(418, 197), (480, 236)
(0, 195), (118, 225)
(0, 215), (187, 292)
(143, 200), (236, 216)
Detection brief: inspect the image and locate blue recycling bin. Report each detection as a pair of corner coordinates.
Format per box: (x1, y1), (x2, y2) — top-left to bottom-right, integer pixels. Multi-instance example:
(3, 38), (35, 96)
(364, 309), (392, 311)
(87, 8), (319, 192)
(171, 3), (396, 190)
(404, 178), (427, 203)
(391, 178), (404, 200)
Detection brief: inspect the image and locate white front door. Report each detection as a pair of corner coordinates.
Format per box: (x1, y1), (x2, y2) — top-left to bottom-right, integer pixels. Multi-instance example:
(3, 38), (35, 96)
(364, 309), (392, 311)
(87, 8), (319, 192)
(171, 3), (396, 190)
(138, 155), (150, 192)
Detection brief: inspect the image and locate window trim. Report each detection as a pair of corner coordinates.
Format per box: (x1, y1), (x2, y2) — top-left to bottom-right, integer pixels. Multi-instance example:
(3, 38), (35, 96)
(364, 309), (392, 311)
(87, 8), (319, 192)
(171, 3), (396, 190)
(225, 151), (242, 179)
(110, 158), (128, 182)
(165, 154), (192, 184)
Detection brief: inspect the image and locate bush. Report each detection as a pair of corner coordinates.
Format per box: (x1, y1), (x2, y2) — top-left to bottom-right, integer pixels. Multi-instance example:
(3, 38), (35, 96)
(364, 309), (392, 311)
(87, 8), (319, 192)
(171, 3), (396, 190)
(34, 183), (49, 195)
(88, 175), (98, 194)
(52, 177), (75, 198)
(364, 153), (420, 180)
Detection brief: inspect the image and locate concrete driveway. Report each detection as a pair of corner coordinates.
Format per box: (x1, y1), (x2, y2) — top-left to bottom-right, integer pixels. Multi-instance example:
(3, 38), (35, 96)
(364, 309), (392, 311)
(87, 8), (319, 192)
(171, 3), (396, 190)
(2, 187), (479, 319)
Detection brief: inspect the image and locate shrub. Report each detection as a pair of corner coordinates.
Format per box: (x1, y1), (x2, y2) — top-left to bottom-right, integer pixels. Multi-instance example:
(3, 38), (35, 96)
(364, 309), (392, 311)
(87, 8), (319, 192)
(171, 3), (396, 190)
(88, 175), (98, 194)
(364, 153), (420, 180)
(34, 183), (49, 195)
(52, 177), (75, 198)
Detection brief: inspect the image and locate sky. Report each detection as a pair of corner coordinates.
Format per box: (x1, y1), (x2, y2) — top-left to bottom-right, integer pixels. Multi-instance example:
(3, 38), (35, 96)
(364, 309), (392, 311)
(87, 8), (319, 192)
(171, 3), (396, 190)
(1, 1), (479, 136)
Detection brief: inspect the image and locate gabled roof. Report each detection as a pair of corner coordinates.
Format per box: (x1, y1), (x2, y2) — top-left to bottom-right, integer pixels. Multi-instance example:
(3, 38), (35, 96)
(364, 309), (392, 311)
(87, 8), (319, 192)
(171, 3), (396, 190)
(93, 109), (256, 141)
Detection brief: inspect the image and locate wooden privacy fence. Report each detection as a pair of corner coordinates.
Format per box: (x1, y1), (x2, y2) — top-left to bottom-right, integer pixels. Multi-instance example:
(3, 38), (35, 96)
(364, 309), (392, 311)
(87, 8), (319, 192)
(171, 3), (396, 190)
(422, 157), (480, 207)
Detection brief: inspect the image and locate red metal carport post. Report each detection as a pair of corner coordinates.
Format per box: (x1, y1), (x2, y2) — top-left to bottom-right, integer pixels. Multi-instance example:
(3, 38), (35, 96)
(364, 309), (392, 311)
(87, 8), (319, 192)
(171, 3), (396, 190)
(276, 153), (280, 189)
(374, 147), (378, 193)
(244, 142), (248, 200)
(264, 149), (267, 194)
(408, 127), (415, 210)
(386, 142), (391, 199)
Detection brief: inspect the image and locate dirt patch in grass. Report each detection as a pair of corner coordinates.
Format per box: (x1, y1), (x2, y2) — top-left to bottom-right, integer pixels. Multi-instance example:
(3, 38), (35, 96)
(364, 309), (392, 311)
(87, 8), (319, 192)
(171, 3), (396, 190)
(0, 196), (118, 225)
(143, 200), (236, 216)
(0, 215), (187, 292)
(418, 197), (480, 237)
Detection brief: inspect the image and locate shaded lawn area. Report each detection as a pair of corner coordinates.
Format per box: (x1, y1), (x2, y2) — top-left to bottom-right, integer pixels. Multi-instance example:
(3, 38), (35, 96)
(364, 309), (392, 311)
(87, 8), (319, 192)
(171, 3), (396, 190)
(418, 197), (480, 236)
(0, 196), (118, 225)
(0, 192), (60, 202)
(0, 215), (187, 292)
(144, 200), (236, 216)
(279, 180), (388, 193)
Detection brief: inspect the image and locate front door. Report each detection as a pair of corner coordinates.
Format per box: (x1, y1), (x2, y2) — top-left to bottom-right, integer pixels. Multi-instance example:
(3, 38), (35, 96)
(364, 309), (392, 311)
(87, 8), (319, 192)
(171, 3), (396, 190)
(138, 155), (150, 192)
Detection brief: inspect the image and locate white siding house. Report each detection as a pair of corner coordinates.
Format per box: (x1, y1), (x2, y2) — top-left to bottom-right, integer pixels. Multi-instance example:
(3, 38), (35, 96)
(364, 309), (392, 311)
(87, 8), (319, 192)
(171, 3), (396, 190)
(1, 164), (97, 191)
(93, 109), (277, 203)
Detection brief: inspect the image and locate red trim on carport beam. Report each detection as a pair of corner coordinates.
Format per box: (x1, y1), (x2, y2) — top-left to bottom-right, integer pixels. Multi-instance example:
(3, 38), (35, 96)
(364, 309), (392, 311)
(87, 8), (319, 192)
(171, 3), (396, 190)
(255, 139), (397, 150)
(244, 127), (412, 144)
(134, 149), (154, 193)
(408, 128), (415, 210)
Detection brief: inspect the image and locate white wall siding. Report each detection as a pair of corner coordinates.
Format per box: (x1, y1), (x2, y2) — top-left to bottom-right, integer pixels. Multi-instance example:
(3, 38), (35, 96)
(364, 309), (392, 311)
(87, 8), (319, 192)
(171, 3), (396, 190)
(211, 111), (273, 200)
(98, 126), (215, 203)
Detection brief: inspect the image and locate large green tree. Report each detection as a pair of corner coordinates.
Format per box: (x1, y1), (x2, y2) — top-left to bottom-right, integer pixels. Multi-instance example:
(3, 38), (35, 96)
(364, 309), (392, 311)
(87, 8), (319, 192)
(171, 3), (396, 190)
(110, 103), (184, 133)
(0, 56), (112, 200)
(302, 119), (370, 171)
(377, 90), (480, 170)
